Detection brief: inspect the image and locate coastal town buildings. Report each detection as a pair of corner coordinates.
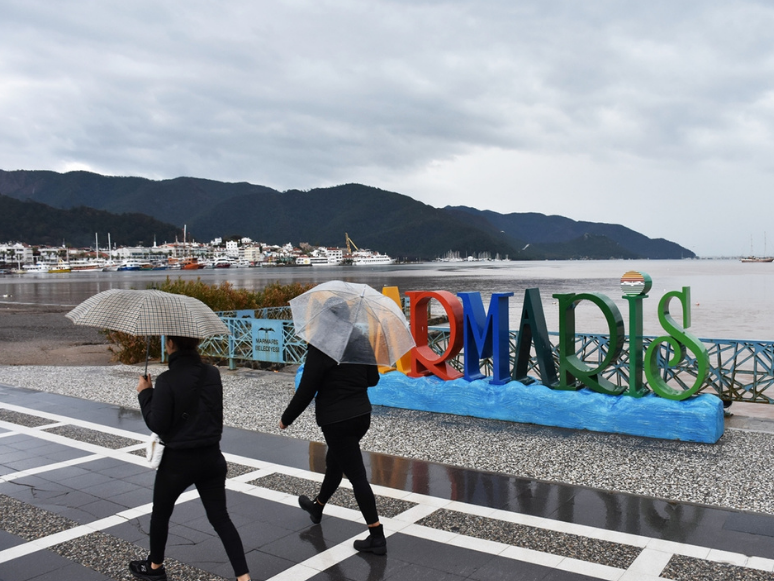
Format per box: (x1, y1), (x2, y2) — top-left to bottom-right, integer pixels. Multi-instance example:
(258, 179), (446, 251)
(0, 236), (394, 270)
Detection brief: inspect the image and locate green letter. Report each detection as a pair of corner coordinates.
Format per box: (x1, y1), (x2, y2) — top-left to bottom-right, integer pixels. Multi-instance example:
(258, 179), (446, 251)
(553, 292), (625, 395)
(644, 287), (709, 400)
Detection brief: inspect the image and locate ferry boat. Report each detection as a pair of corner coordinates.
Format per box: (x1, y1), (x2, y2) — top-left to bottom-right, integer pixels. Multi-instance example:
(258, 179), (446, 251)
(24, 263), (48, 273)
(296, 255), (340, 266)
(70, 260), (104, 272)
(352, 252), (393, 266)
(47, 262), (71, 273)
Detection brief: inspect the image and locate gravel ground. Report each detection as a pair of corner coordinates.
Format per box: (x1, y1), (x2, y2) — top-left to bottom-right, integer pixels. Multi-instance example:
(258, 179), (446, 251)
(1, 363), (774, 517)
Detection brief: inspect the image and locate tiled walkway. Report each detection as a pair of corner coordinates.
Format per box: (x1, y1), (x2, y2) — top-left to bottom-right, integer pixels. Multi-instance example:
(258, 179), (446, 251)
(0, 382), (773, 581)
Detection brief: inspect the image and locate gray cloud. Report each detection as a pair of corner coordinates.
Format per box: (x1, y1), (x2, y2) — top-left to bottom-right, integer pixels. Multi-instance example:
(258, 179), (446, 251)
(2, 0), (774, 255)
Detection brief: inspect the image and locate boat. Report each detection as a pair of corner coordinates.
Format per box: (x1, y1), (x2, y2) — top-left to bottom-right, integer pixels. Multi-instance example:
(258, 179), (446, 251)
(352, 251), (394, 266)
(47, 262), (71, 273)
(741, 234), (774, 263)
(70, 259), (105, 272)
(177, 257), (203, 270)
(212, 257), (232, 268)
(117, 261), (142, 271)
(102, 261), (120, 272)
(343, 233), (392, 265)
(24, 263), (48, 273)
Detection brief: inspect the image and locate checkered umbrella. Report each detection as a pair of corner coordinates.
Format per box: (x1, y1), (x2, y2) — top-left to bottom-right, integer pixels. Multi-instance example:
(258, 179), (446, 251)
(290, 280), (414, 366)
(65, 289), (229, 338)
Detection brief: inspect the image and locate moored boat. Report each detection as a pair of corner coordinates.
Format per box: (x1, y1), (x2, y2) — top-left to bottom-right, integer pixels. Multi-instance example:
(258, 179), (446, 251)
(117, 261), (142, 271)
(352, 251), (393, 265)
(47, 262), (71, 273)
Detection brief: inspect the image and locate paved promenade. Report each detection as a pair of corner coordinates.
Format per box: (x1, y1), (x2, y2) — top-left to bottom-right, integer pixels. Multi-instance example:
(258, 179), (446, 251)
(0, 381), (774, 581)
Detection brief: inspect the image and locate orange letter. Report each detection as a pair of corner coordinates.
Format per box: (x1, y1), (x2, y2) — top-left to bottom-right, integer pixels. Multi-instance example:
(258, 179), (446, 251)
(406, 290), (463, 380)
(380, 286), (412, 374)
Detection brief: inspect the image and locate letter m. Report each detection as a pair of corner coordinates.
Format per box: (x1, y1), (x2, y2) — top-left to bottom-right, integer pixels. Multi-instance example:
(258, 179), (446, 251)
(458, 292), (513, 385)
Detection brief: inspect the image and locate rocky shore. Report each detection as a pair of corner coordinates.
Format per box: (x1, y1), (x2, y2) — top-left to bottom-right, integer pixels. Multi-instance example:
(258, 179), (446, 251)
(2, 303), (774, 519)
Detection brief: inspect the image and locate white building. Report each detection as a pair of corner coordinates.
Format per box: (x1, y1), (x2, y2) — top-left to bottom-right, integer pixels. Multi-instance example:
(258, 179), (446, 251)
(225, 240), (239, 259)
(0, 243), (33, 266)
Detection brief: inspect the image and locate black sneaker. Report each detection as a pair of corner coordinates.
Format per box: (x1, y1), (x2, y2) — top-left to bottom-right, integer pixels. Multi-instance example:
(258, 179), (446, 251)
(299, 495), (323, 524)
(129, 558), (167, 581)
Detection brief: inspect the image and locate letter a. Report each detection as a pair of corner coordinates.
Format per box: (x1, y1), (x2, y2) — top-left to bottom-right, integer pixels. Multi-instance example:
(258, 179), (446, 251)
(512, 288), (558, 387)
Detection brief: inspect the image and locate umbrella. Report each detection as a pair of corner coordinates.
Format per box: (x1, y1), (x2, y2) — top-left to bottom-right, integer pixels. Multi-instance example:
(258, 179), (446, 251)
(66, 289), (229, 374)
(289, 280), (415, 366)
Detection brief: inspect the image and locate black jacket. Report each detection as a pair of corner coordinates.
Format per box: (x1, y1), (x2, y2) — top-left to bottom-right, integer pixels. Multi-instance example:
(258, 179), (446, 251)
(138, 350), (223, 449)
(282, 344), (380, 427)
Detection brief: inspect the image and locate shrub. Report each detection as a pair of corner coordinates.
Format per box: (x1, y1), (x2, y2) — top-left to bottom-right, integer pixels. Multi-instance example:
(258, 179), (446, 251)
(105, 278), (313, 364)
(103, 331), (162, 365)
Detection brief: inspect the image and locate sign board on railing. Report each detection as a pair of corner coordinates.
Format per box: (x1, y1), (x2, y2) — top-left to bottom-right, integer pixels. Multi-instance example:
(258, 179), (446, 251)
(252, 320), (284, 363)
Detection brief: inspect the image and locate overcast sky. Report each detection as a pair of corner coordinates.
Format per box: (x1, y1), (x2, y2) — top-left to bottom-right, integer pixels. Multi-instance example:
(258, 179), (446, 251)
(2, 1), (773, 257)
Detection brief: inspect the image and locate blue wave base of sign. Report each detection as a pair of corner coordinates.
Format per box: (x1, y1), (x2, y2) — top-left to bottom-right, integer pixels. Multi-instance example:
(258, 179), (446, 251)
(294, 367), (724, 444)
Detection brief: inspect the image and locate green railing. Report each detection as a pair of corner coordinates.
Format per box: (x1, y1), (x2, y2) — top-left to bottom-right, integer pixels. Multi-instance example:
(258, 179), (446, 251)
(198, 307), (774, 403)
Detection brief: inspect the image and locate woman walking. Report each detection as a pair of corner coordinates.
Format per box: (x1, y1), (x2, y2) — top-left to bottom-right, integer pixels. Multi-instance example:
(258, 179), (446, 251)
(279, 337), (386, 555)
(130, 336), (251, 581)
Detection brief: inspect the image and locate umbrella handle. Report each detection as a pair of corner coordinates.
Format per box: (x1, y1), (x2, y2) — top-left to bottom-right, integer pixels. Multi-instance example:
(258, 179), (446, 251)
(144, 337), (150, 379)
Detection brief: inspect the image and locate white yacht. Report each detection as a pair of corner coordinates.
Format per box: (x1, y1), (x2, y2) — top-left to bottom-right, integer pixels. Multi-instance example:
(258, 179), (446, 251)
(352, 251), (393, 265)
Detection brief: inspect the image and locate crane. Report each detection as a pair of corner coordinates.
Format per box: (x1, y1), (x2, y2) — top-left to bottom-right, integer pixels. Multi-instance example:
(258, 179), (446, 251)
(345, 232), (359, 255)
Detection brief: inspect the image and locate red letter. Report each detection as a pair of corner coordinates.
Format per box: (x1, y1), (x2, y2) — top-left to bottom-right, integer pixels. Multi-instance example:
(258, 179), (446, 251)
(406, 291), (463, 380)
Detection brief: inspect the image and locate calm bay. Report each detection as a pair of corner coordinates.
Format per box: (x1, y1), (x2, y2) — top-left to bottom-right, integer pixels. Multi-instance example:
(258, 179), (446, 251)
(1, 259), (773, 342)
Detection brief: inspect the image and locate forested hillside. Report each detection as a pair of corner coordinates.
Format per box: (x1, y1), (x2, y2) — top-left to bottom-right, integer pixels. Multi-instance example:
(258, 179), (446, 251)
(0, 169), (696, 259)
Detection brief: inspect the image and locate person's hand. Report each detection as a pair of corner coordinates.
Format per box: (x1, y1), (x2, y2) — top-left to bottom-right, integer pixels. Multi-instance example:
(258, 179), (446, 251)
(137, 374), (153, 393)
(279, 420), (287, 430)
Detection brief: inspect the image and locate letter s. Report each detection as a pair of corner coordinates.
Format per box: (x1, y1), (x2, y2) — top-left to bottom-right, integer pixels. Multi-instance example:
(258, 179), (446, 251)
(644, 287), (709, 400)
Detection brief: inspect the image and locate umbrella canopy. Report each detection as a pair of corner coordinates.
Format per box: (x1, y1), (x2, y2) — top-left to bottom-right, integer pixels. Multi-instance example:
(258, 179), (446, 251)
(289, 280), (415, 366)
(65, 289), (229, 338)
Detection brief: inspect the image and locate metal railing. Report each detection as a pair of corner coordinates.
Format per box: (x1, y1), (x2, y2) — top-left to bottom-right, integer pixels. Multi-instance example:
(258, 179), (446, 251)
(199, 308), (774, 403)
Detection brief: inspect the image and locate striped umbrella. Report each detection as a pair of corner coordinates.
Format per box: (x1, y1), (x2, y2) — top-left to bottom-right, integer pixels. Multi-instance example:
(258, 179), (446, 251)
(66, 289), (229, 374)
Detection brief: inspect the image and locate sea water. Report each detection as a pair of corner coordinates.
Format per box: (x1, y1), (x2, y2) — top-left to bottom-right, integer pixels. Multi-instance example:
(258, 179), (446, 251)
(1, 259), (773, 342)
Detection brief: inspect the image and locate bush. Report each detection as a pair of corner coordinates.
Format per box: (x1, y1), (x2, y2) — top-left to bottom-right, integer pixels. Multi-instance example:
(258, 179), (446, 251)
(103, 331), (162, 365)
(105, 278), (313, 364)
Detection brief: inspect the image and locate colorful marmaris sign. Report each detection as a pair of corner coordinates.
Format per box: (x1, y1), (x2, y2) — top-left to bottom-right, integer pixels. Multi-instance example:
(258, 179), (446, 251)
(401, 271), (709, 400)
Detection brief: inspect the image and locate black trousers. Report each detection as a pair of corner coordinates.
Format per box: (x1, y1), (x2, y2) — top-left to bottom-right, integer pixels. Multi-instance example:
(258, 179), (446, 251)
(149, 445), (249, 577)
(319, 414), (379, 525)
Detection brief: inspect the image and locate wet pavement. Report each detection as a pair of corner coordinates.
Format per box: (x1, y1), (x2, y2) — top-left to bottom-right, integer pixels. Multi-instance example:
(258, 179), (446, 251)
(0, 382), (773, 581)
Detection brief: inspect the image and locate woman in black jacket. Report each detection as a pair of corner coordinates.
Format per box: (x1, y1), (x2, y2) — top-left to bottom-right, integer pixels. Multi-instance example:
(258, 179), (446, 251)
(129, 336), (251, 581)
(279, 338), (386, 555)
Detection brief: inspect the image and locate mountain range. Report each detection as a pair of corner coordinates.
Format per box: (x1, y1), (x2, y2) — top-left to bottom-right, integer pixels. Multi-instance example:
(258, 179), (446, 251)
(0, 169), (695, 260)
